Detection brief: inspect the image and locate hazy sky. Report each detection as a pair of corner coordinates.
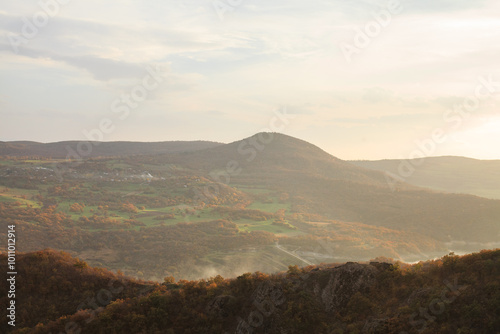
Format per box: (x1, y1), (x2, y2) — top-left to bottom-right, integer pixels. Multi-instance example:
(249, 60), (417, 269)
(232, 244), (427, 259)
(1, 0), (499, 160)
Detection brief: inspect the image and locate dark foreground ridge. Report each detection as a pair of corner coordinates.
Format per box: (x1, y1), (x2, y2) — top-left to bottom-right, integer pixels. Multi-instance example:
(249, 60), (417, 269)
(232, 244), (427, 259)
(2, 249), (499, 333)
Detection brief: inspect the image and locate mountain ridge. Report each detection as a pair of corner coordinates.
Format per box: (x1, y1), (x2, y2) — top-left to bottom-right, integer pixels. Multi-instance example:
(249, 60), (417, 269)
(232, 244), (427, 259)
(0, 140), (223, 158)
(1, 132), (500, 280)
(352, 156), (500, 199)
(4, 249), (499, 333)
(152, 132), (395, 188)
(141, 132), (500, 245)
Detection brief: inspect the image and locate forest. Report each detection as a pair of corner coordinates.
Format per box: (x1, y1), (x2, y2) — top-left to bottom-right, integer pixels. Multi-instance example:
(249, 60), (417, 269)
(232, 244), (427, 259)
(1, 249), (498, 333)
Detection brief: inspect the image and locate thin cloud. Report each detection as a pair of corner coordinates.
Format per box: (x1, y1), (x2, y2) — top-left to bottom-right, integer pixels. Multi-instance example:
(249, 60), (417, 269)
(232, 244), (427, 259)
(0, 0), (499, 159)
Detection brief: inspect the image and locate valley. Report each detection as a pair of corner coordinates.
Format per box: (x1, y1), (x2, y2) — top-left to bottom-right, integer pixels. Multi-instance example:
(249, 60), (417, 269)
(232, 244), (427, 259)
(1, 133), (498, 281)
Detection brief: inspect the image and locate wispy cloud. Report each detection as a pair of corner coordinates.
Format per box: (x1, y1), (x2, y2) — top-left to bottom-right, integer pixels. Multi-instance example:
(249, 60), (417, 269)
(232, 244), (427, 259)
(0, 0), (499, 159)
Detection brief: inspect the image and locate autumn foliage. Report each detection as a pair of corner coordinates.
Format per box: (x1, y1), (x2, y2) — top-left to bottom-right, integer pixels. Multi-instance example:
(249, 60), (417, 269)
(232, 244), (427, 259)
(3, 249), (499, 333)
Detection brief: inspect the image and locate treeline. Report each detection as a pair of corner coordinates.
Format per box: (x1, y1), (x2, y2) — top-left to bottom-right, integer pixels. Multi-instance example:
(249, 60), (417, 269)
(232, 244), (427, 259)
(7, 249), (499, 333)
(0, 250), (154, 332)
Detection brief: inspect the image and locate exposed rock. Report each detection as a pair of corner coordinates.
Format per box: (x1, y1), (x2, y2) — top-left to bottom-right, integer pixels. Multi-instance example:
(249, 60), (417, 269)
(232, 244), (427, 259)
(362, 317), (391, 333)
(369, 261), (393, 271)
(206, 295), (236, 318)
(406, 287), (433, 305)
(313, 262), (378, 313)
(251, 281), (286, 308)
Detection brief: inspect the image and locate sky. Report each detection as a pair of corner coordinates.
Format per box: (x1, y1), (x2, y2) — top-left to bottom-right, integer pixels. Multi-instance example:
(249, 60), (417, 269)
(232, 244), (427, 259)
(0, 0), (499, 160)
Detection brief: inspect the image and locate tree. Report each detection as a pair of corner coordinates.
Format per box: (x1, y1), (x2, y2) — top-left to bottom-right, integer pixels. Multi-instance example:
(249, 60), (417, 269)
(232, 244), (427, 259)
(164, 276), (175, 284)
(121, 203), (138, 213)
(287, 265), (301, 276)
(69, 203), (85, 213)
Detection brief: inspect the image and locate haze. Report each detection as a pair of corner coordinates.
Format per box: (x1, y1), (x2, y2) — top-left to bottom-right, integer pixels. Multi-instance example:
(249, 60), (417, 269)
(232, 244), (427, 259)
(1, 2), (500, 332)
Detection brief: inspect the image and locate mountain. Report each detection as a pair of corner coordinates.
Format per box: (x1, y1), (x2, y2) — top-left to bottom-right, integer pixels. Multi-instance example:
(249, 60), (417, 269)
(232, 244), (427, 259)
(156, 132), (391, 185)
(0, 140), (222, 158)
(351, 156), (500, 199)
(154, 133), (500, 246)
(5, 249), (500, 333)
(1, 132), (500, 281)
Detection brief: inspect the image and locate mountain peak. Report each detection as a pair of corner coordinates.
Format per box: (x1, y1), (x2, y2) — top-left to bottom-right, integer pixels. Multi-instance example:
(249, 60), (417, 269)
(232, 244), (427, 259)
(161, 132), (389, 187)
(229, 132), (342, 162)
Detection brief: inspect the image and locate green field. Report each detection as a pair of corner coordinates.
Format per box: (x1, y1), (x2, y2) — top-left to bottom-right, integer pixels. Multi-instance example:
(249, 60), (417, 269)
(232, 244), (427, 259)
(234, 218), (301, 235)
(0, 190), (40, 208)
(0, 157), (299, 238)
(247, 199), (291, 213)
(233, 185), (272, 194)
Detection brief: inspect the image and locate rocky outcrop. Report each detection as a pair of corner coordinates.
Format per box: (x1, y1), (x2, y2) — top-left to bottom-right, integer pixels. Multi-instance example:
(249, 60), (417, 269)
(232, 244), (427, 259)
(206, 295), (237, 318)
(209, 262), (390, 333)
(311, 262), (379, 313)
(406, 287), (433, 305)
(362, 317), (391, 333)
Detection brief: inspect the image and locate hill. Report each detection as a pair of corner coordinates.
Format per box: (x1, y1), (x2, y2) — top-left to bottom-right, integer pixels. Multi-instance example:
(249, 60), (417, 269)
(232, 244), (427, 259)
(1, 132), (500, 280)
(0, 140), (222, 158)
(0, 250), (155, 332)
(154, 133), (500, 245)
(154, 133), (391, 185)
(351, 156), (500, 199)
(7, 249), (500, 333)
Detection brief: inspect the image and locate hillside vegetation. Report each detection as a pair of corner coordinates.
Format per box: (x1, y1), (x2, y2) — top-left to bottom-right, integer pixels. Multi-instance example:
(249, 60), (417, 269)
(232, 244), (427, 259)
(5, 249), (500, 333)
(1, 133), (499, 280)
(153, 133), (500, 244)
(0, 250), (155, 332)
(352, 156), (500, 199)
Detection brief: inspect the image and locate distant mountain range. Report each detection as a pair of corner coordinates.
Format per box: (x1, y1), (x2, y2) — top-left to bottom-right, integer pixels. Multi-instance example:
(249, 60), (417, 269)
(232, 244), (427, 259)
(1, 133), (499, 278)
(0, 140), (222, 158)
(4, 138), (499, 199)
(149, 133), (500, 247)
(351, 156), (500, 199)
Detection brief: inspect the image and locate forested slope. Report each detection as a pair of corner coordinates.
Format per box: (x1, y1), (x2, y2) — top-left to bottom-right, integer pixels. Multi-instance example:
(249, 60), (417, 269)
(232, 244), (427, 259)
(6, 249), (500, 333)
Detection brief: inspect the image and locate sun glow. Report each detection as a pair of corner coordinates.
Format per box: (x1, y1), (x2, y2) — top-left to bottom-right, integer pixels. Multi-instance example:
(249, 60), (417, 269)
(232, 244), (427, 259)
(478, 117), (500, 134)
